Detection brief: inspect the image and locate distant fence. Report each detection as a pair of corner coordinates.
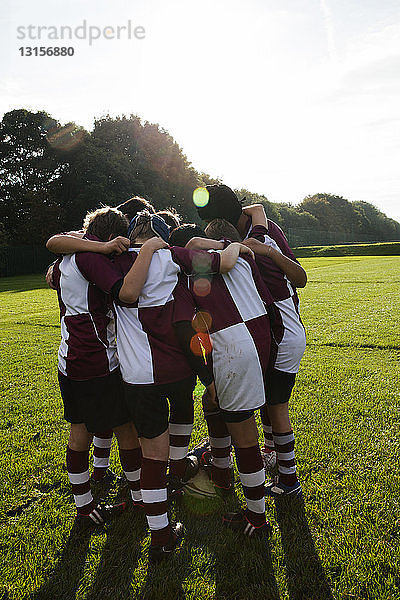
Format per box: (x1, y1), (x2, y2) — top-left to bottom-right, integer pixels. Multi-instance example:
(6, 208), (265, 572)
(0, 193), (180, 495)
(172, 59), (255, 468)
(0, 246), (54, 277)
(285, 228), (399, 247)
(1, 231), (400, 277)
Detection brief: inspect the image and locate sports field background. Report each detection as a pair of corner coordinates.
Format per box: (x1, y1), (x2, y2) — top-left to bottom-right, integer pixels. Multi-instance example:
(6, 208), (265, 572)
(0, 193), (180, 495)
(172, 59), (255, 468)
(1, 256), (400, 600)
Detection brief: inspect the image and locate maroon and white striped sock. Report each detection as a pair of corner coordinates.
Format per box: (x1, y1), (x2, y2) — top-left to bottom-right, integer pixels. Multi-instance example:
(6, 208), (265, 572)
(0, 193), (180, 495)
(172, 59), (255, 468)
(273, 430), (298, 486)
(66, 446), (96, 516)
(169, 422), (193, 479)
(234, 445), (266, 527)
(91, 431), (113, 481)
(260, 407), (274, 452)
(119, 447), (142, 504)
(141, 457), (170, 546)
(204, 408), (232, 489)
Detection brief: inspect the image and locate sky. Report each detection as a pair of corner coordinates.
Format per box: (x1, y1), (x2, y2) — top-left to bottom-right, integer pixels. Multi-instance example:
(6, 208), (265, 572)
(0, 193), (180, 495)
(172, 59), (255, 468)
(1, 0), (399, 222)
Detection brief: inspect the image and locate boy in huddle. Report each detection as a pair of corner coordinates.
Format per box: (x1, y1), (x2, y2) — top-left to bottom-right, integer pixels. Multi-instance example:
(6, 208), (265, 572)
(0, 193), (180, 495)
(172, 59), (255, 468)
(193, 184), (307, 497)
(47, 207), (165, 527)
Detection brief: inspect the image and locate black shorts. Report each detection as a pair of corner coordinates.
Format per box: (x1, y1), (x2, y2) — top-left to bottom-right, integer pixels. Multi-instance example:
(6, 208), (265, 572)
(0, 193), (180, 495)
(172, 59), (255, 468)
(58, 369), (131, 433)
(123, 375), (196, 439)
(264, 368), (296, 405)
(219, 409), (255, 423)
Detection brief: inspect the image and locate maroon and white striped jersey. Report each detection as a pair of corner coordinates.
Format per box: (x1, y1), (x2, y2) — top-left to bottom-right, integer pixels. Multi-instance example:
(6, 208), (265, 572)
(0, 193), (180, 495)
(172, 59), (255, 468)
(173, 255), (273, 412)
(112, 246), (221, 386)
(53, 252), (122, 380)
(246, 221), (306, 374)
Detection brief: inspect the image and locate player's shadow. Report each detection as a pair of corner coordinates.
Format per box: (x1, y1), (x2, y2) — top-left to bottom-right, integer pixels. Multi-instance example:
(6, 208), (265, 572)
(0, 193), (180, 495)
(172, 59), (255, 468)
(84, 507), (148, 600)
(27, 520), (93, 600)
(175, 496), (281, 600)
(274, 496), (333, 600)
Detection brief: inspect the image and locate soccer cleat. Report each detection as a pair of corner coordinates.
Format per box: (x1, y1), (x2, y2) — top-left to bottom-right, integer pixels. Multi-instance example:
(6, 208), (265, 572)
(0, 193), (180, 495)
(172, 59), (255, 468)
(264, 476), (302, 498)
(75, 501), (126, 530)
(148, 522), (185, 564)
(222, 509), (272, 538)
(261, 448), (277, 473)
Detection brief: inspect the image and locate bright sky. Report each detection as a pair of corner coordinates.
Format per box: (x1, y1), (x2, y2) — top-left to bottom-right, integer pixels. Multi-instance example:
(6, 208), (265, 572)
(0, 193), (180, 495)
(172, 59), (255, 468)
(1, 0), (400, 222)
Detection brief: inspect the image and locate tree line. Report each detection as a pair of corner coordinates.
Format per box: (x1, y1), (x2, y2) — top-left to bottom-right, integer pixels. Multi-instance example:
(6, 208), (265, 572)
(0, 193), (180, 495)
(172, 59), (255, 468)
(1, 108), (399, 246)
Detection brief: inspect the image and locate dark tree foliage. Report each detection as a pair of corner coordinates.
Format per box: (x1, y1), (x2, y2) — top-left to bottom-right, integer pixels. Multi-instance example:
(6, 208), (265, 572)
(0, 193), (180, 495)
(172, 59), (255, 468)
(0, 109), (399, 245)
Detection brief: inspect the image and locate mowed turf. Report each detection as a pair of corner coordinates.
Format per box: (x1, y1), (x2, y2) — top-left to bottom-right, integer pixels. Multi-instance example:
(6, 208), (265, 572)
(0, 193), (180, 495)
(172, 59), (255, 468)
(1, 256), (399, 600)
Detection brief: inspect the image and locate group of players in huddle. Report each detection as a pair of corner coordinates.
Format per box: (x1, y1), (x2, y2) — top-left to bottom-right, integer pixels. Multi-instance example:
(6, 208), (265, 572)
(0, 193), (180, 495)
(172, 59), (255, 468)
(46, 184), (307, 564)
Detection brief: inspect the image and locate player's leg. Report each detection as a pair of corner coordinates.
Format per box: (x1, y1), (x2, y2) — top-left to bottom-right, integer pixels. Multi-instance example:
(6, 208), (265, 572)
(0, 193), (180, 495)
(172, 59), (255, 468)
(91, 430), (114, 482)
(264, 369), (301, 497)
(67, 423), (97, 518)
(201, 393), (232, 491)
(113, 421), (143, 507)
(125, 383), (184, 563)
(222, 411), (270, 537)
(167, 375), (198, 485)
(260, 405), (276, 471)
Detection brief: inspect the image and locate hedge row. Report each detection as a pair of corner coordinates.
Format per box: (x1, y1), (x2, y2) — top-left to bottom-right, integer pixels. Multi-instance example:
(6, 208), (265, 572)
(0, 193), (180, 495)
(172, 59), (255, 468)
(293, 242), (400, 258)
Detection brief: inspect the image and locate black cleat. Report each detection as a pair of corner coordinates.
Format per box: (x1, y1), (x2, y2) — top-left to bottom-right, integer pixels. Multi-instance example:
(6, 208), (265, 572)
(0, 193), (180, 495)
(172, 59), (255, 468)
(75, 501), (126, 530)
(222, 509), (272, 538)
(148, 522), (185, 565)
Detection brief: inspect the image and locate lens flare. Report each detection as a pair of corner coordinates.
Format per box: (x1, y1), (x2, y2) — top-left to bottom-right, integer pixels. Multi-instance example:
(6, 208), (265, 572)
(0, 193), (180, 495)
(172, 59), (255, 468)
(47, 123), (85, 151)
(193, 277), (211, 297)
(192, 311), (212, 333)
(190, 332), (212, 357)
(193, 187), (209, 208)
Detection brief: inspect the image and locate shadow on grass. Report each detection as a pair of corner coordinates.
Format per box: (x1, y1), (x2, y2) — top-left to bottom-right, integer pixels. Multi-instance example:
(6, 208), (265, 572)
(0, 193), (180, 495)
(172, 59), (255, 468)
(173, 494), (281, 600)
(27, 520), (92, 600)
(85, 507), (148, 600)
(27, 507), (147, 600)
(274, 496), (333, 600)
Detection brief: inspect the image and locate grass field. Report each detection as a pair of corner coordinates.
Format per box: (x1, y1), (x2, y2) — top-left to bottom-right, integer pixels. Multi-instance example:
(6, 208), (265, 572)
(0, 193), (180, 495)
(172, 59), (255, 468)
(1, 256), (400, 600)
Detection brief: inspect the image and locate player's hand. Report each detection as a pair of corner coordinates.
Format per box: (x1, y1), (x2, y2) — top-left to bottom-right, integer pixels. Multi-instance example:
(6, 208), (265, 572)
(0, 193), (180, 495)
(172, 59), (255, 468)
(45, 264), (55, 289)
(238, 243), (255, 260)
(141, 237), (169, 252)
(242, 237), (271, 257)
(102, 236), (131, 255)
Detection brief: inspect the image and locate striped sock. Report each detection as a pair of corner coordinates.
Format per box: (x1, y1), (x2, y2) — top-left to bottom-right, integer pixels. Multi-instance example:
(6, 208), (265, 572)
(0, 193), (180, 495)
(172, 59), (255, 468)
(91, 431), (113, 481)
(169, 422), (193, 479)
(141, 457), (170, 546)
(66, 446), (96, 516)
(273, 430), (298, 487)
(204, 407), (232, 489)
(260, 407), (274, 452)
(119, 447), (142, 504)
(234, 445), (266, 527)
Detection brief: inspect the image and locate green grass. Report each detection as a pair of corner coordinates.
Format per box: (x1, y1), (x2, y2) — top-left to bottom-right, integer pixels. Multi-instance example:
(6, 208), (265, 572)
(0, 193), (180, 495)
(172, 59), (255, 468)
(1, 257), (400, 600)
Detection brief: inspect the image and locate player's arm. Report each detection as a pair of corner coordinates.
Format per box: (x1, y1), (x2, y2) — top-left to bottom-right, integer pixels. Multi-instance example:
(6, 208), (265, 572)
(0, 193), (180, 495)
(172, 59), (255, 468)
(185, 237), (224, 250)
(116, 238), (168, 303)
(46, 234), (130, 255)
(242, 204), (267, 228)
(219, 242), (255, 273)
(243, 237), (307, 288)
